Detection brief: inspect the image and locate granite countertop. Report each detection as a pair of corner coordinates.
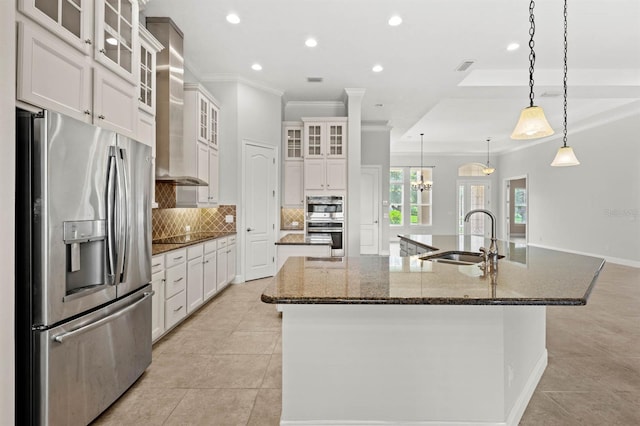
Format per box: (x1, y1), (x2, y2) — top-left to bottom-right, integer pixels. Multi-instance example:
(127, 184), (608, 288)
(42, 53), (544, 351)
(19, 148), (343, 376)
(398, 234), (438, 251)
(152, 232), (236, 255)
(262, 235), (605, 306)
(276, 233), (332, 246)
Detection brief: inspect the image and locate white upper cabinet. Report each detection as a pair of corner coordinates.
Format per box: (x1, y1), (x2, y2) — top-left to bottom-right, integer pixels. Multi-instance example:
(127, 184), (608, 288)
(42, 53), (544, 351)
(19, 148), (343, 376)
(94, 0), (139, 83)
(18, 0), (94, 54)
(17, 19), (92, 122)
(302, 118), (348, 192)
(178, 84), (220, 207)
(284, 124), (303, 160)
(303, 119), (347, 159)
(138, 24), (162, 116)
(93, 66), (137, 137)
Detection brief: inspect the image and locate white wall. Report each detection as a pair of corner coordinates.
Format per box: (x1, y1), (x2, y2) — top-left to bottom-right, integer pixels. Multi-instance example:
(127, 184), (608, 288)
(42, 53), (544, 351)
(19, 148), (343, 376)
(362, 126), (391, 253)
(390, 153), (499, 238)
(204, 81), (281, 204)
(0, 0), (16, 422)
(284, 101), (346, 121)
(497, 111), (640, 265)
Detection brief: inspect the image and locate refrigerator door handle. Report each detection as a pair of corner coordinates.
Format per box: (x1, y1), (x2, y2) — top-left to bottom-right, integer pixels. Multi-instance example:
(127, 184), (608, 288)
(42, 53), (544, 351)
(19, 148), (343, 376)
(114, 148), (129, 283)
(106, 149), (117, 284)
(118, 148), (130, 282)
(52, 291), (154, 344)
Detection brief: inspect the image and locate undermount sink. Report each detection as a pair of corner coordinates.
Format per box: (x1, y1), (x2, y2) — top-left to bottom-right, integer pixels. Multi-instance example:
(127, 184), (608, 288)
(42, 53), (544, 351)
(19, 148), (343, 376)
(422, 251), (504, 266)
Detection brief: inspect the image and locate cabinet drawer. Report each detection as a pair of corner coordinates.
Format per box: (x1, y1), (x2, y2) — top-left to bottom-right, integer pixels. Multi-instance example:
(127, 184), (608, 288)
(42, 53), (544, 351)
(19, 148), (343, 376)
(187, 244), (204, 260)
(204, 240), (218, 254)
(227, 235), (236, 245)
(151, 254), (165, 275)
(165, 248), (187, 268)
(165, 263), (187, 299)
(217, 237), (227, 249)
(165, 290), (186, 330)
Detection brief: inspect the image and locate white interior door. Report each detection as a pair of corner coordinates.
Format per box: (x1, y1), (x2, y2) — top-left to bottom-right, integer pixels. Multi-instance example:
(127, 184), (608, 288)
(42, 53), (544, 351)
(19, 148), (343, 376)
(360, 166), (380, 254)
(244, 142), (276, 281)
(457, 181), (491, 237)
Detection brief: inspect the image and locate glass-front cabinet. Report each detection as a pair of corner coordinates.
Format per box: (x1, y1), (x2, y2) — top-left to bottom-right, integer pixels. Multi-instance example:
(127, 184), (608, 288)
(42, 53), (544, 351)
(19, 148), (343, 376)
(95, 0), (139, 82)
(19, 0), (94, 54)
(284, 125), (303, 160)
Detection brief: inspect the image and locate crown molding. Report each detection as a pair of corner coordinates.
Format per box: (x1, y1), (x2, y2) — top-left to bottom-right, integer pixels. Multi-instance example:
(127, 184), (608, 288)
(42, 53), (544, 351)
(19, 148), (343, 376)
(285, 100), (345, 109)
(199, 73), (284, 97)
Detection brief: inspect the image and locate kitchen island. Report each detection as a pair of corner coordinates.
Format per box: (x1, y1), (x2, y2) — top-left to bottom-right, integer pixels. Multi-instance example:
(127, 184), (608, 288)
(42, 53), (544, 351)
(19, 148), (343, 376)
(262, 235), (605, 426)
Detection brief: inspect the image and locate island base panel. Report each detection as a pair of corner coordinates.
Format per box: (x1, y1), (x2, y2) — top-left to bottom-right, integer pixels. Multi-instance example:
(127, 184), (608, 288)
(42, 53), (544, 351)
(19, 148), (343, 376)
(280, 304), (547, 426)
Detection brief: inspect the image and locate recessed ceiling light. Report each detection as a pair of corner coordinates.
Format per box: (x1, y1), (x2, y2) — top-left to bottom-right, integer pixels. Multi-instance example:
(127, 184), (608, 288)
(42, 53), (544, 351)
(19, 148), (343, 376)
(226, 13), (240, 24)
(372, 64), (384, 73)
(305, 38), (318, 47)
(388, 15), (402, 26)
(506, 42), (520, 51)
(106, 37), (118, 46)
(251, 63), (262, 71)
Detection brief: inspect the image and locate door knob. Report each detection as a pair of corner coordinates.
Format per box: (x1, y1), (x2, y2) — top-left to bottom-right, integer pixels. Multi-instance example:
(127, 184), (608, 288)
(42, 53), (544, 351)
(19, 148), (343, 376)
(247, 227), (254, 232)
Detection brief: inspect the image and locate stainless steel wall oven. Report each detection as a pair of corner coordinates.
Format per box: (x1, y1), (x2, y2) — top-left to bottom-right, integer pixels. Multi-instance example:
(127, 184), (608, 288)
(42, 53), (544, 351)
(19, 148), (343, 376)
(306, 195), (344, 256)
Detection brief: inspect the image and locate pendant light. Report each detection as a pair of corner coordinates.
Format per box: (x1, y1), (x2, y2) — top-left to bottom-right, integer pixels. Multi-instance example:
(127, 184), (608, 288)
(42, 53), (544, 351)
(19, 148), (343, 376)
(482, 138), (496, 175)
(511, 0), (555, 140)
(411, 133), (432, 192)
(551, 0), (580, 167)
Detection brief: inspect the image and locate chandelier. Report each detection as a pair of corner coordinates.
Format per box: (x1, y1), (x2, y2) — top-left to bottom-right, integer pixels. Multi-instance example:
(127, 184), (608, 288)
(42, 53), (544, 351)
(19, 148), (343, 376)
(411, 133), (432, 192)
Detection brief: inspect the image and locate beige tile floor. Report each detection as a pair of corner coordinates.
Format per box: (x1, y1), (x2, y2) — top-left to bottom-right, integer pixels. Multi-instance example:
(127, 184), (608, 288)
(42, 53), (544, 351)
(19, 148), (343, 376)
(93, 262), (640, 425)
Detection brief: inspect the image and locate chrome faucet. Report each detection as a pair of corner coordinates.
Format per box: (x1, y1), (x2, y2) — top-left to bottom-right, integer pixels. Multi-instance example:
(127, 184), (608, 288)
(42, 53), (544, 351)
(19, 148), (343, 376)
(464, 209), (499, 271)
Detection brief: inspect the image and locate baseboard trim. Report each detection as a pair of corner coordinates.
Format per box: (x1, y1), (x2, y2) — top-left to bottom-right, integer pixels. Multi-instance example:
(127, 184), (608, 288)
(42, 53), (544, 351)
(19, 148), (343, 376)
(527, 243), (639, 268)
(505, 349), (548, 426)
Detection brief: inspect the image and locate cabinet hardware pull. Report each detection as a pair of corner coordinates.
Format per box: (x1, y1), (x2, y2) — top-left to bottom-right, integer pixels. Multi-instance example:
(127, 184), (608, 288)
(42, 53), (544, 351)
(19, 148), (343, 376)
(98, 115), (105, 119)
(162, 278), (166, 282)
(85, 39), (92, 45)
(152, 263), (162, 267)
(173, 256), (184, 260)
(84, 110), (91, 115)
(174, 277), (184, 282)
(174, 306), (183, 312)
(99, 48), (106, 53)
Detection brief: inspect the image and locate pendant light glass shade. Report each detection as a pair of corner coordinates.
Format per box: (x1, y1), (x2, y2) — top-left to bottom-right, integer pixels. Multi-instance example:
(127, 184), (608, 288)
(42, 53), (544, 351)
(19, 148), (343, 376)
(551, 0), (580, 167)
(511, 106), (555, 140)
(551, 145), (580, 167)
(511, 1), (554, 140)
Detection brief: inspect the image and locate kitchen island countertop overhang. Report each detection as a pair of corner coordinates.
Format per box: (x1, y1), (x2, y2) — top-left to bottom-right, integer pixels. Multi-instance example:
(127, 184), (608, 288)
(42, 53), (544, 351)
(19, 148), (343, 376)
(262, 235), (605, 306)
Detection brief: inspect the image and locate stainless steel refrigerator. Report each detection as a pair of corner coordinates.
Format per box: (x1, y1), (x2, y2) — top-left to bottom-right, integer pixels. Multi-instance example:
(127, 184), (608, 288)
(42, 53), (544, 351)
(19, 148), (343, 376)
(15, 108), (153, 425)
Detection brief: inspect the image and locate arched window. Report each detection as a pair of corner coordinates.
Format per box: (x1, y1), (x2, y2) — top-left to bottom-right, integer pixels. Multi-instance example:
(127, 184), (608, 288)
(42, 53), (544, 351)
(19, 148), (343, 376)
(458, 163), (489, 177)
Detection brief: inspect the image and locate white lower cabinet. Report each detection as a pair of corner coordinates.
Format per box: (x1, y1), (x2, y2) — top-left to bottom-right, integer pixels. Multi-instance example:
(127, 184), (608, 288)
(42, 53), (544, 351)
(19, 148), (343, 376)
(227, 237), (237, 284)
(153, 235), (236, 342)
(216, 240), (228, 292)
(203, 242), (218, 300)
(186, 244), (204, 313)
(151, 255), (165, 342)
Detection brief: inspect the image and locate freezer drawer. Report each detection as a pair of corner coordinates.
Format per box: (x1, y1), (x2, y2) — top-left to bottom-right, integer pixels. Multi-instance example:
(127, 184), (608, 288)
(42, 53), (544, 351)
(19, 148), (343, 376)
(34, 285), (153, 426)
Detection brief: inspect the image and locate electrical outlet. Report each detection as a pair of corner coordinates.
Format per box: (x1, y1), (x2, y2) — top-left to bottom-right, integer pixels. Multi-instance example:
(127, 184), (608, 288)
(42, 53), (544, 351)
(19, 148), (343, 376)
(185, 225), (191, 232)
(292, 221), (299, 226)
(225, 215), (234, 223)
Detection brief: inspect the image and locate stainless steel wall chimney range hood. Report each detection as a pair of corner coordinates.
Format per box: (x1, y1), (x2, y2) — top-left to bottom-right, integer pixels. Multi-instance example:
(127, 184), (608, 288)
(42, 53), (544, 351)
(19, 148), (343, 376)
(146, 17), (208, 187)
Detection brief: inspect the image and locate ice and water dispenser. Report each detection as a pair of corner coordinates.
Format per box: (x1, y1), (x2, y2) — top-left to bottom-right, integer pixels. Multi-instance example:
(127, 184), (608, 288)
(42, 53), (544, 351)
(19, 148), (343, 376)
(62, 220), (106, 300)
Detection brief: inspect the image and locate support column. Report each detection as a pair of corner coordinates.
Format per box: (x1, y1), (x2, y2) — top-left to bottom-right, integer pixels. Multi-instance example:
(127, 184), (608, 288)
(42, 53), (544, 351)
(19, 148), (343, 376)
(345, 88), (365, 255)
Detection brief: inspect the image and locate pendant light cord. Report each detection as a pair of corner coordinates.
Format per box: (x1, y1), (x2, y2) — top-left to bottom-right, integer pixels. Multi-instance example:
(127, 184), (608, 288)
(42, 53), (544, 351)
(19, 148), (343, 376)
(420, 133), (424, 184)
(562, 0), (568, 148)
(486, 138), (491, 166)
(528, 0), (537, 107)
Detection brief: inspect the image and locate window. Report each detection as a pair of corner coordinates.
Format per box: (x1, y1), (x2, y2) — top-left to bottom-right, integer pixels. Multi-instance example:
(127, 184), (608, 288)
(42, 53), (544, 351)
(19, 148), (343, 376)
(514, 188), (527, 224)
(389, 168), (404, 225)
(458, 163), (489, 177)
(389, 167), (434, 227)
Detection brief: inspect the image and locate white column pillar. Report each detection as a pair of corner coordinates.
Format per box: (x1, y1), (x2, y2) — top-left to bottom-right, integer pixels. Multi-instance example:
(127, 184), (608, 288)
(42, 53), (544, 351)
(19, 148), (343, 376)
(345, 88), (365, 255)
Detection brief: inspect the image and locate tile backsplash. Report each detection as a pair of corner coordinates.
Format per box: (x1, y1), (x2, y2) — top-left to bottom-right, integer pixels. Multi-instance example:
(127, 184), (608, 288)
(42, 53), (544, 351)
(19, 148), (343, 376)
(152, 205), (237, 240)
(153, 182), (236, 239)
(281, 208), (304, 230)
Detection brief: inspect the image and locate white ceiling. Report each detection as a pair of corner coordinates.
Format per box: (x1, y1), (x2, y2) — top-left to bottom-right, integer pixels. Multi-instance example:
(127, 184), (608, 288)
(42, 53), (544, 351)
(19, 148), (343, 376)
(142, 0), (640, 154)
